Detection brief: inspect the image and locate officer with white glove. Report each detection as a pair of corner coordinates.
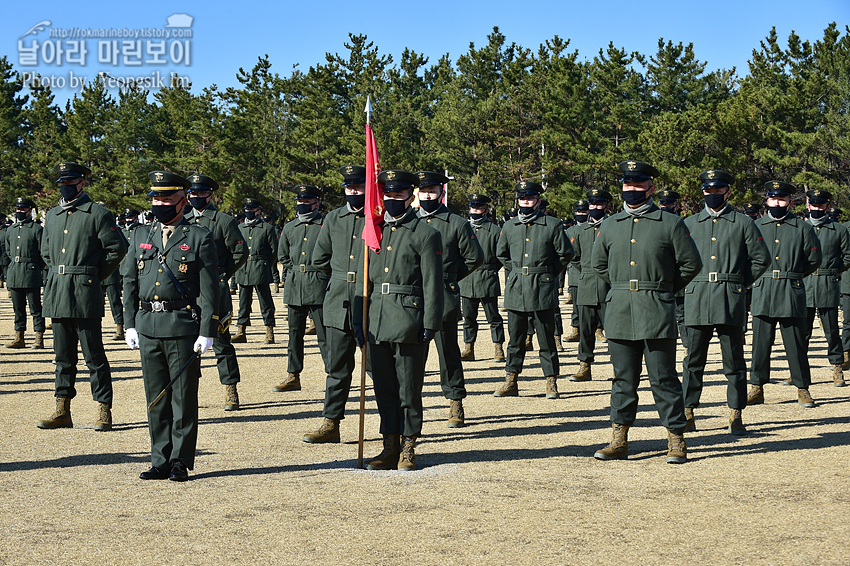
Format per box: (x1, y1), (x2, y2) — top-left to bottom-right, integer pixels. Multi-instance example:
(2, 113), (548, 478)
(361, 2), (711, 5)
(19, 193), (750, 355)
(125, 328), (139, 350)
(193, 336), (214, 354)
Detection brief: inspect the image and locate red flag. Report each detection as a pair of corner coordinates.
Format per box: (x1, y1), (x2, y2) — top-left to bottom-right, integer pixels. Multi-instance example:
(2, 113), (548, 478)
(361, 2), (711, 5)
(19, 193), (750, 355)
(362, 122), (383, 252)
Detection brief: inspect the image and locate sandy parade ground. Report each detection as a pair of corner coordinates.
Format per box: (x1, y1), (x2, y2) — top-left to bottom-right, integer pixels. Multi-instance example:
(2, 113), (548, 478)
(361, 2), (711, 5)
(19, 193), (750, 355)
(0, 287), (848, 566)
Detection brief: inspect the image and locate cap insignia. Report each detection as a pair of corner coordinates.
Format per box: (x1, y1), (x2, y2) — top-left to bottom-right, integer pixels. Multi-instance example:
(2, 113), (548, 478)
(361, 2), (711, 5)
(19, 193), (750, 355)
(627, 161), (637, 171)
(773, 182), (780, 189)
(387, 171), (396, 180)
(708, 171), (716, 179)
(155, 172), (164, 183)
(60, 163), (67, 171)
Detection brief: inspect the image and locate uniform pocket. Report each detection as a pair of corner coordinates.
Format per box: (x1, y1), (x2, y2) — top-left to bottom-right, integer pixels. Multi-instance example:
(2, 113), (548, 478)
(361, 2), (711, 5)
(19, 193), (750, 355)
(401, 295), (423, 309)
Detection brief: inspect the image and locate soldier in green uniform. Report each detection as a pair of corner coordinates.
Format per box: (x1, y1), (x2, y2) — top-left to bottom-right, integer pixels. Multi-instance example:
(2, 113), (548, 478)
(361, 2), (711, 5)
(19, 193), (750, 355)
(186, 175), (249, 410)
(681, 170), (770, 435)
(232, 198), (278, 345)
(3, 198), (46, 349)
(123, 171), (219, 481)
(275, 185), (330, 392)
(494, 181), (574, 399)
(747, 181), (822, 408)
(363, 169), (443, 471)
(840, 210), (850, 369)
(37, 162), (129, 431)
(800, 189), (850, 387)
(0, 212), (9, 289)
(101, 210), (128, 341)
(657, 189), (689, 355)
(570, 189), (613, 382)
(416, 171), (483, 427)
(303, 165), (367, 443)
(563, 201), (589, 343)
(591, 160), (702, 464)
(459, 193), (506, 363)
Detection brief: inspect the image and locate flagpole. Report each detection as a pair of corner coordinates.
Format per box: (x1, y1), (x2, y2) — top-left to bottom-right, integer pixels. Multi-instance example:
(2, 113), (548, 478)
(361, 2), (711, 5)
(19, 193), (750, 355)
(357, 96), (373, 469)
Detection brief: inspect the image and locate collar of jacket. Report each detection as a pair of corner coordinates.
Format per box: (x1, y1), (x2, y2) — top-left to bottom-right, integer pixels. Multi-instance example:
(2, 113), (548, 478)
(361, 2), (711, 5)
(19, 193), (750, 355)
(295, 210), (322, 226)
(509, 211), (549, 227)
(760, 212), (799, 226)
(811, 218), (837, 230)
(386, 209), (423, 232)
(417, 203), (450, 221)
(53, 193), (93, 214)
(582, 218), (605, 230)
(613, 202), (662, 222)
(340, 205), (364, 218)
(697, 204), (735, 223)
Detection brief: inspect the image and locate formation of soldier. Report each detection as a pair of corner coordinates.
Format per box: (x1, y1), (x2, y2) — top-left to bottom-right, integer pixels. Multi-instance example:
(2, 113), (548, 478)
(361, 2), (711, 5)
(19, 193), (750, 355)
(3, 158), (848, 480)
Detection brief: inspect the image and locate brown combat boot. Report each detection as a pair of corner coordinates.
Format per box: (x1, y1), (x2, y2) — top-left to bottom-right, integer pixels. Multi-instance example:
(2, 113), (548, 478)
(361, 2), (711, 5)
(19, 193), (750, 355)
(31, 331), (44, 350)
(666, 430), (687, 464)
(224, 384), (240, 411)
(594, 423), (629, 460)
(94, 403), (112, 431)
(37, 398), (73, 429)
(113, 324), (124, 341)
(684, 407), (696, 432)
(570, 361), (592, 382)
(305, 318), (317, 335)
(797, 388), (815, 408)
(843, 350), (850, 370)
(272, 373), (301, 392)
(565, 326), (580, 342)
(746, 385), (764, 405)
(460, 342), (475, 361)
(494, 342), (505, 361)
(833, 364), (846, 387)
(366, 434), (401, 470)
(230, 287), (237, 296)
(303, 417), (340, 443)
(545, 376), (559, 399)
(555, 337), (564, 352)
(448, 399), (465, 428)
(4, 330), (25, 349)
(524, 335), (534, 351)
(264, 326), (275, 345)
(398, 436), (417, 471)
(595, 328), (607, 343)
(728, 409), (747, 435)
(231, 324), (247, 343)
(565, 292), (573, 304)
(273, 282), (279, 293)
(493, 372), (519, 397)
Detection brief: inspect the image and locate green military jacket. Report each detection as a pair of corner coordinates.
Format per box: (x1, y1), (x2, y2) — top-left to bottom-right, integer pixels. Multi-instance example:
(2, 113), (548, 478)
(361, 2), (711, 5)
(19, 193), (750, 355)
(565, 222), (584, 288)
(278, 211), (329, 307)
(750, 212), (821, 318)
(804, 218), (850, 309)
(497, 211), (574, 312)
(42, 193), (129, 319)
(459, 218), (502, 299)
(102, 224), (130, 287)
(189, 204), (248, 316)
(122, 219), (220, 338)
(842, 220), (850, 295)
(591, 202), (702, 340)
(682, 205), (770, 327)
(365, 209), (444, 344)
(572, 219), (610, 306)
(235, 218), (278, 286)
(2, 218), (45, 288)
(0, 225), (10, 271)
(418, 204), (483, 319)
(312, 204), (365, 331)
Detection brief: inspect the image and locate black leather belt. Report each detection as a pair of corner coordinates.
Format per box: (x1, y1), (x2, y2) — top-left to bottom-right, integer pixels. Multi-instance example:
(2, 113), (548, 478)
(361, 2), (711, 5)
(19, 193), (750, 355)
(692, 272), (745, 283)
(761, 270), (804, 280)
(141, 298), (191, 313)
(611, 281), (673, 292)
(51, 265), (98, 275)
(812, 268), (840, 276)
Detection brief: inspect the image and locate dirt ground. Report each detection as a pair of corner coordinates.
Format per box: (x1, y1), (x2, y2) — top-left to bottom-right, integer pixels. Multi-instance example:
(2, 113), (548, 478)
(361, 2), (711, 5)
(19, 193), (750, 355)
(0, 288), (847, 566)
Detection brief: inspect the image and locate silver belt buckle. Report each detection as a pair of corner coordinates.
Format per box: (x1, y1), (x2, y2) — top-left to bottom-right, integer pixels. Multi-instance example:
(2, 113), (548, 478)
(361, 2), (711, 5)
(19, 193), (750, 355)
(708, 272), (718, 283)
(299, 264), (306, 273)
(522, 266), (529, 275)
(14, 256), (20, 263)
(346, 271), (356, 283)
(772, 269), (780, 279)
(381, 282), (390, 295)
(152, 301), (164, 312)
(58, 265), (65, 275)
(629, 279), (639, 291)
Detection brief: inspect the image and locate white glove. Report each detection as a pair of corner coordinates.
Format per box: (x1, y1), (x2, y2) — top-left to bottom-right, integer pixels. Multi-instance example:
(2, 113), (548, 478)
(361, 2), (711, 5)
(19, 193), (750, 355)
(125, 328), (139, 350)
(193, 336), (214, 354)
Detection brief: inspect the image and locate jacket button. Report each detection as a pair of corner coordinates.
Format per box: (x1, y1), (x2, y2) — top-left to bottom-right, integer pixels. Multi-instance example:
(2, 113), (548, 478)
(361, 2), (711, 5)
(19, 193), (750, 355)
(301, 252), (306, 255)
(630, 239), (636, 243)
(61, 248), (65, 253)
(711, 255), (716, 260)
(388, 246), (392, 251)
(427, 219), (431, 223)
(384, 267), (389, 272)
(353, 235), (357, 239)
(391, 227), (396, 232)
(775, 256), (780, 260)
(154, 295), (159, 300)
(88, 279), (92, 283)
(181, 256), (185, 260)
(526, 238), (530, 241)
(64, 230), (68, 234)
(634, 218), (639, 223)
(155, 282), (160, 286)
(524, 253), (528, 257)
(303, 237), (307, 241)
(158, 269), (163, 273)
(711, 237), (716, 241)
(775, 239), (779, 243)
(777, 223), (781, 227)
(630, 261), (636, 266)
(349, 255), (354, 259)
(713, 219), (717, 223)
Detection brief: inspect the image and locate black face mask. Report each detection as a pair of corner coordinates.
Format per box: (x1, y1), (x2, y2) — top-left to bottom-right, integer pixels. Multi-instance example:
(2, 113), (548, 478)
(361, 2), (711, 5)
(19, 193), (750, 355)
(151, 203), (182, 225)
(574, 213), (588, 223)
(588, 208), (606, 220)
(703, 192), (727, 210)
(15, 211), (28, 222)
(622, 190), (649, 206)
(809, 209), (826, 219)
(769, 205), (788, 218)
(419, 198), (441, 213)
(346, 194), (365, 209)
(468, 212), (485, 221)
(295, 203), (315, 215)
(60, 182), (82, 201)
(384, 198), (408, 218)
(189, 196), (209, 210)
(518, 205), (536, 215)
(244, 209), (257, 220)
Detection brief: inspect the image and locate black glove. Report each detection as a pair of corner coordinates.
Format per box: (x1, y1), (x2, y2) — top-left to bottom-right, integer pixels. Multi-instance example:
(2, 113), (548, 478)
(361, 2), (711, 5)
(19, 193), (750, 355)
(354, 323), (366, 348)
(418, 328), (434, 343)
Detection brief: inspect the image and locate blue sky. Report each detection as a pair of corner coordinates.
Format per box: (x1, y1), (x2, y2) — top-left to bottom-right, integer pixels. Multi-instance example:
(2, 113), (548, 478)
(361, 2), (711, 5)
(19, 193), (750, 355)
(3, 0), (848, 105)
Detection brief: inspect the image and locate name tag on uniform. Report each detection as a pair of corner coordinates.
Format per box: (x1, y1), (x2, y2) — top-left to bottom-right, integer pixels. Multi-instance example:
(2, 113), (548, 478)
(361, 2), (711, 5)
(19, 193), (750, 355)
(140, 243), (152, 249)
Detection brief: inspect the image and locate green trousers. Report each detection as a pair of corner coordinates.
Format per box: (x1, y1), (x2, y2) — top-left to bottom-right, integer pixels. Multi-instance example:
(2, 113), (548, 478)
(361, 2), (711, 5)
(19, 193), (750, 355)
(139, 333), (200, 470)
(749, 315), (811, 389)
(804, 307), (842, 365)
(9, 287), (44, 332)
(53, 318), (112, 405)
(369, 341), (428, 437)
(578, 302), (607, 363)
(237, 283), (276, 326)
(287, 304), (328, 374)
(322, 324), (358, 421)
(682, 324), (747, 410)
(435, 304), (466, 401)
(103, 282), (124, 326)
(461, 296), (505, 344)
(607, 338), (686, 434)
(507, 309), (558, 377)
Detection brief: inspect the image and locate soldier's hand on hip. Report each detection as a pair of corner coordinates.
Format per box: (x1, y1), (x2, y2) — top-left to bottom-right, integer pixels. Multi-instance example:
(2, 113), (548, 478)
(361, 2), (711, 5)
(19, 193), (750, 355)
(125, 328), (139, 350)
(194, 336), (214, 354)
